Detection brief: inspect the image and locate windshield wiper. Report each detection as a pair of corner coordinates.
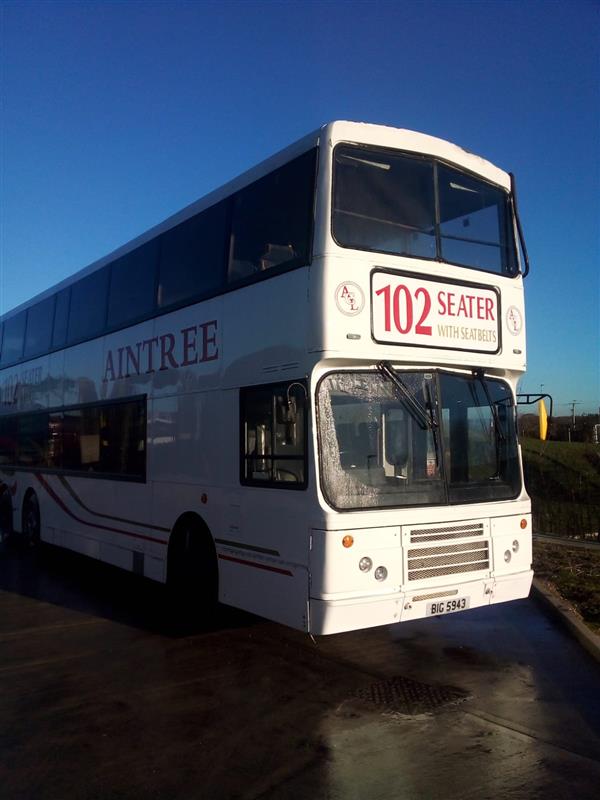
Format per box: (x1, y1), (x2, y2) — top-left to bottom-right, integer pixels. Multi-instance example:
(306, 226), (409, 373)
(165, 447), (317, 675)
(376, 361), (438, 432)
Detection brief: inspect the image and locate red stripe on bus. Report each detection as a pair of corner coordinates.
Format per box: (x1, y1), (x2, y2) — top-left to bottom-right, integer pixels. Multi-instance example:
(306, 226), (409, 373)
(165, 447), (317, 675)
(58, 475), (170, 533)
(34, 473), (166, 545)
(218, 553), (293, 577)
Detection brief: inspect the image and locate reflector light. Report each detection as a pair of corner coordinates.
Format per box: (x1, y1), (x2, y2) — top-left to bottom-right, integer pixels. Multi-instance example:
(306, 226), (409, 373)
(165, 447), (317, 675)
(520, 519), (527, 529)
(342, 535), (354, 548)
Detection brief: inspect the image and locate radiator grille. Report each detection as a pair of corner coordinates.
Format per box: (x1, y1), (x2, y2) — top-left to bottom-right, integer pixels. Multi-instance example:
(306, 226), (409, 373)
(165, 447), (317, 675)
(407, 541), (489, 581)
(410, 522), (484, 544)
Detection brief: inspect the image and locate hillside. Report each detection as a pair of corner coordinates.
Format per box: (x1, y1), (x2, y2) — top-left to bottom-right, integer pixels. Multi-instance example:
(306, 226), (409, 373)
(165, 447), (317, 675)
(521, 438), (600, 537)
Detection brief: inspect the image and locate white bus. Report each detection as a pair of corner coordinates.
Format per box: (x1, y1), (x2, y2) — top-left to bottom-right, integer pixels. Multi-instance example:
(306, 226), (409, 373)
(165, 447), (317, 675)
(0, 121), (532, 634)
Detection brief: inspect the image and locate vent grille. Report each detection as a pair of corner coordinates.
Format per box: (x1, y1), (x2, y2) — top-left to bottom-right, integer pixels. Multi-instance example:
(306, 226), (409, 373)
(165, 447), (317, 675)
(407, 541), (489, 581)
(410, 522), (484, 544)
(412, 589), (459, 602)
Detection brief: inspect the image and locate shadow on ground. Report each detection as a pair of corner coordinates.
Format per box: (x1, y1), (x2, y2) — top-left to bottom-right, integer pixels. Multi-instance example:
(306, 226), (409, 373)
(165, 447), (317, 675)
(0, 540), (258, 637)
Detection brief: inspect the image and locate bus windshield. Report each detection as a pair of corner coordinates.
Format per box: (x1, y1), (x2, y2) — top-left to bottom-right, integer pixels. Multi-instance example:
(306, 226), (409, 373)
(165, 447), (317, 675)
(317, 370), (520, 510)
(332, 144), (518, 275)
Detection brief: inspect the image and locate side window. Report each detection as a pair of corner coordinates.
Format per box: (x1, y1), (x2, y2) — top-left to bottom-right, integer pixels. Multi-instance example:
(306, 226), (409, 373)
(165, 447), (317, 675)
(67, 268), (109, 344)
(158, 200), (228, 310)
(0, 416), (17, 464)
(29, 398), (146, 478)
(97, 399), (146, 477)
(24, 296), (56, 360)
(228, 149), (316, 282)
(240, 381), (307, 488)
(52, 288), (70, 349)
(0, 312), (26, 366)
(107, 240), (159, 329)
(17, 413), (50, 467)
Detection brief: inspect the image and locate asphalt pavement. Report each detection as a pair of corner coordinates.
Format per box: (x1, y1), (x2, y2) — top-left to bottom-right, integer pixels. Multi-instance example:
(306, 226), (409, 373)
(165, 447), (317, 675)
(1, 541), (599, 800)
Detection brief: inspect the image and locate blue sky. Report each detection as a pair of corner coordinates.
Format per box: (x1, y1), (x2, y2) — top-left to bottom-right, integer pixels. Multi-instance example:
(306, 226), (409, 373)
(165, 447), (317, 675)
(1, 0), (598, 412)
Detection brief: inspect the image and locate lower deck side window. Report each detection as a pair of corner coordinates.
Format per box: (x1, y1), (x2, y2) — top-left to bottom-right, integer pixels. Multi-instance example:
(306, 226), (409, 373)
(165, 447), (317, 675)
(0, 396), (146, 479)
(240, 381), (307, 488)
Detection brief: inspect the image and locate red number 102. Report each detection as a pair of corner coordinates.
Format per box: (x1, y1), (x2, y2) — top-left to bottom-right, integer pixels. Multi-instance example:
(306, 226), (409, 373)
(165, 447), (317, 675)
(375, 283), (432, 336)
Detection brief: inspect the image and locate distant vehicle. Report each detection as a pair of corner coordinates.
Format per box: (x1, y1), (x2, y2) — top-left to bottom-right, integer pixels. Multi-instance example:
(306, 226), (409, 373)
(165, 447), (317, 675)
(0, 121), (532, 634)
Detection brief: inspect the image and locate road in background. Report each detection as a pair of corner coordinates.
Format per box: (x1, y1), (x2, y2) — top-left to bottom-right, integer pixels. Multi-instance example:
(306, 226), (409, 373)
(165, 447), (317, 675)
(1, 542), (600, 800)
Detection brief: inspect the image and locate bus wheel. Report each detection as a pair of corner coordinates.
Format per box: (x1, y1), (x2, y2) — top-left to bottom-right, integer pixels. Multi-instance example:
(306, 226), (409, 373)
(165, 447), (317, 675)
(167, 516), (218, 618)
(0, 491), (13, 543)
(21, 492), (41, 547)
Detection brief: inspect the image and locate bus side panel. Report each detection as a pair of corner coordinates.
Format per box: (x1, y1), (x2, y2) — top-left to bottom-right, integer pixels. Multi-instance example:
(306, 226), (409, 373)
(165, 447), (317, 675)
(37, 473), (164, 578)
(218, 554), (309, 632)
(221, 269), (309, 390)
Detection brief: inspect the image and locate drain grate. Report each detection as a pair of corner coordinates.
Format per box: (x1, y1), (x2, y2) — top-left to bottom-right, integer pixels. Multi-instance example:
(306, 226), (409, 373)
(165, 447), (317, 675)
(354, 675), (469, 715)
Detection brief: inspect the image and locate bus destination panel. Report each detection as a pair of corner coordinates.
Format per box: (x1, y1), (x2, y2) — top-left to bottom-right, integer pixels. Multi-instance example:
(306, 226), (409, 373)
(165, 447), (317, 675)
(371, 270), (500, 354)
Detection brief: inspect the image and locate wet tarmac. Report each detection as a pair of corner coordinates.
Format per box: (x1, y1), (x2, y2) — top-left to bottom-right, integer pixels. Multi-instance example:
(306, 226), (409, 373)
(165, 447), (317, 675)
(1, 541), (600, 800)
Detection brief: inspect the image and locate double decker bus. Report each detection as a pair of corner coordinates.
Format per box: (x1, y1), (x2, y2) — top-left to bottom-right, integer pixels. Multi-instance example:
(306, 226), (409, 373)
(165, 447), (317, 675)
(0, 121), (531, 634)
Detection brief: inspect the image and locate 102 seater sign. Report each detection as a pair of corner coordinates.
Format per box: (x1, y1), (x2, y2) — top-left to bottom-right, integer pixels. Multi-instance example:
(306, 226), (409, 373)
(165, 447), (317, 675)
(371, 271), (500, 353)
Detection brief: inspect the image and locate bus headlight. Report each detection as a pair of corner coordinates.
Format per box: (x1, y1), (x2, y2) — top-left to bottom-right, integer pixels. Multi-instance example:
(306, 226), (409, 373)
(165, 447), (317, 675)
(359, 557), (373, 572)
(374, 566), (388, 581)
(512, 540), (519, 553)
(504, 550), (512, 563)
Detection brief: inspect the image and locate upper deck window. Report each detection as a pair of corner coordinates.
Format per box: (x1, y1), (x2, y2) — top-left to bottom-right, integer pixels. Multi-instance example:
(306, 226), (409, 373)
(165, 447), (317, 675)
(108, 240), (159, 328)
(0, 312), (26, 366)
(67, 268), (110, 344)
(333, 145), (518, 276)
(24, 296), (55, 360)
(158, 200), (228, 310)
(228, 149), (316, 283)
(52, 287), (70, 349)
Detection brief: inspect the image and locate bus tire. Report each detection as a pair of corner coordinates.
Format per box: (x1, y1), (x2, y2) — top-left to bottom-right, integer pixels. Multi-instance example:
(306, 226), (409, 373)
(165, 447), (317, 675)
(21, 491), (41, 548)
(167, 515), (218, 617)
(0, 491), (13, 543)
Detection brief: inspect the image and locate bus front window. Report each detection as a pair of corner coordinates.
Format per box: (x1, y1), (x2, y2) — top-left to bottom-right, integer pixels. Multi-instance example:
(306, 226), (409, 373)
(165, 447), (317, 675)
(317, 372), (445, 510)
(332, 144), (518, 275)
(317, 371), (521, 510)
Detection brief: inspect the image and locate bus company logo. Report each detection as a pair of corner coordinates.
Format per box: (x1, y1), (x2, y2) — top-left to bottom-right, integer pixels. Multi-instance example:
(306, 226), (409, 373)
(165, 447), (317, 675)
(102, 319), (219, 382)
(506, 306), (523, 335)
(335, 282), (364, 316)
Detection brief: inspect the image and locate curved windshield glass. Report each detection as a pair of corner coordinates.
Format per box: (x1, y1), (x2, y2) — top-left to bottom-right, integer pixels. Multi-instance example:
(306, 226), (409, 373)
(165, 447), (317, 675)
(317, 370), (520, 510)
(333, 144), (518, 276)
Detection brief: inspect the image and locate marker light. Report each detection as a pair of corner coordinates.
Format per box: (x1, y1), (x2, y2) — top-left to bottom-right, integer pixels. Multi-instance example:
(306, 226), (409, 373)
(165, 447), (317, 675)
(359, 557), (373, 572)
(342, 535), (354, 548)
(504, 550), (512, 563)
(374, 566), (388, 581)
(520, 519), (528, 530)
(512, 540), (520, 553)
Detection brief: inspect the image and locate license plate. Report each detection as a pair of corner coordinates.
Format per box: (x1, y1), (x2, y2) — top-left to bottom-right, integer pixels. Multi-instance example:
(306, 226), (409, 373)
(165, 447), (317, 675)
(426, 597), (470, 616)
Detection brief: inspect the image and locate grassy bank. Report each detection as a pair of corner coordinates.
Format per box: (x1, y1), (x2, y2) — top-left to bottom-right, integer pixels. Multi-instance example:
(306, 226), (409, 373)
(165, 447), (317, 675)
(533, 540), (600, 631)
(521, 438), (600, 538)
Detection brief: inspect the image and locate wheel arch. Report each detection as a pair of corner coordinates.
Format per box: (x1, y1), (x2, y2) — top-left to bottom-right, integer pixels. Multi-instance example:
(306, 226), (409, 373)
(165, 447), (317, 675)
(0, 484), (14, 537)
(21, 487), (39, 527)
(166, 510), (218, 583)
